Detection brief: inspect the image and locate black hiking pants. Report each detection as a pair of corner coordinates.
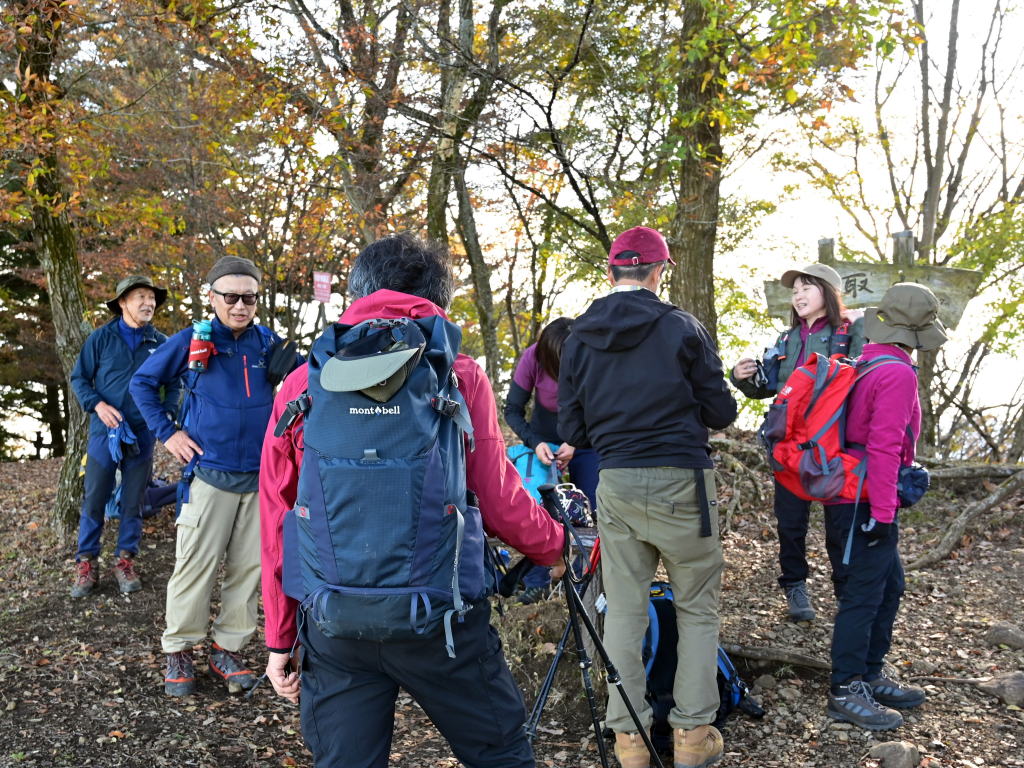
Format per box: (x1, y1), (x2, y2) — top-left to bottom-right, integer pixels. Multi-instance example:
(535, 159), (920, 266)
(824, 502), (904, 686)
(774, 479), (812, 588)
(298, 600), (534, 768)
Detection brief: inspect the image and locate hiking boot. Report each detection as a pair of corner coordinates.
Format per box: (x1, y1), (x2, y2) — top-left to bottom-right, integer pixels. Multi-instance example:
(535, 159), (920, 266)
(209, 643), (258, 693)
(673, 724), (723, 768)
(71, 558), (98, 598)
(827, 679), (904, 730)
(866, 673), (927, 709)
(514, 585), (549, 606)
(613, 731), (650, 768)
(165, 650), (196, 697)
(784, 581), (816, 622)
(112, 552), (141, 594)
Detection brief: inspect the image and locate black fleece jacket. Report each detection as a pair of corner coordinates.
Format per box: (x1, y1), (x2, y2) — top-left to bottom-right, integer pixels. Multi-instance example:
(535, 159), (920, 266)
(558, 289), (737, 469)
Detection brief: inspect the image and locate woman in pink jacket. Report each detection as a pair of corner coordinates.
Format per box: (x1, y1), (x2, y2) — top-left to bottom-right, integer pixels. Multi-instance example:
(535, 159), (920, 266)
(824, 283), (948, 731)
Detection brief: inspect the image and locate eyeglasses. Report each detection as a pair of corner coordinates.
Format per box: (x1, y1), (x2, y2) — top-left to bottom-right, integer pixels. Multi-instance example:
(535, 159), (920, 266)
(212, 289), (259, 306)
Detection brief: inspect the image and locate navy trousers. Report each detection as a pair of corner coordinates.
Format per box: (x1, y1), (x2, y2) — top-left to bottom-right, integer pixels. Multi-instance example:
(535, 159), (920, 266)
(823, 501), (904, 686)
(523, 448), (599, 589)
(298, 601), (534, 768)
(773, 479), (812, 588)
(76, 430), (154, 560)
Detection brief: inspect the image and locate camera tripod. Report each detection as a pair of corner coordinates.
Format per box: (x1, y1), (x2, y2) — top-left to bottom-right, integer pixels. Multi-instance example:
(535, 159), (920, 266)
(526, 484), (665, 768)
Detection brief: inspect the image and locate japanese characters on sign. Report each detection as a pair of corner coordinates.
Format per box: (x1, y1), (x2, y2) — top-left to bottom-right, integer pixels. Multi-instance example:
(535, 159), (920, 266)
(313, 272), (332, 304)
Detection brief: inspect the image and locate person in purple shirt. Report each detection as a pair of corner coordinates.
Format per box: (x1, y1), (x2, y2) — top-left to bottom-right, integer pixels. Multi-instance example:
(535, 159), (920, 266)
(822, 283), (948, 731)
(504, 318), (599, 604)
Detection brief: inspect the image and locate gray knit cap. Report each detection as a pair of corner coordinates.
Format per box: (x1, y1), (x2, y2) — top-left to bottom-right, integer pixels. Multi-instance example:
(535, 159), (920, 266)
(207, 256), (261, 287)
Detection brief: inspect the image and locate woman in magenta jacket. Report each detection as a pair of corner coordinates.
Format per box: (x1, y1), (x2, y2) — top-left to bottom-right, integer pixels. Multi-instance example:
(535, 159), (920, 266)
(823, 283), (948, 732)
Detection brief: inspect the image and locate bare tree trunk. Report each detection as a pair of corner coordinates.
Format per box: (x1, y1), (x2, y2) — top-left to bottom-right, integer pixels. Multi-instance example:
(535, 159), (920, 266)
(666, 0), (721, 344)
(917, 349), (938, 457)
(453, 165), (501, 392)
(1006, 407), (1024, 464)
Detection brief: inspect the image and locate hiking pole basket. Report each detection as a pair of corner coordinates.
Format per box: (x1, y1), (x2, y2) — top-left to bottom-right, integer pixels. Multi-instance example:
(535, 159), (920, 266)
(535, 483), (666, 768)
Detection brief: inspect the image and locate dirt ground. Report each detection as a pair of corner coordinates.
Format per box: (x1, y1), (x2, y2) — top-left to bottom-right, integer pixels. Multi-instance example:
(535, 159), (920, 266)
(0, 442), (1022, 768)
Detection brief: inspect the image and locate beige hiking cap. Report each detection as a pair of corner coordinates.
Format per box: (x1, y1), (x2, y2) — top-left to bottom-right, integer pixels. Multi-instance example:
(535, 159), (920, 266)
(864, 283), (948, 351)
(780, 263), (842, 290)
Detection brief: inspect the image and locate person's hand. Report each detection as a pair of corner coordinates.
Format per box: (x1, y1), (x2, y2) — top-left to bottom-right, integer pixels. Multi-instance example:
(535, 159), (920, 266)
(164, 430), (204, 465)
(549, 557), (567, 580)
(843, 308), (865, 323)
(555, 443), (575, 470)
(266, 651), (300, 703)
(94, 402), (123, 430)
(732, 358), (758, 381)
(535, 442), (555, 466)
(860, 516), (891, 546)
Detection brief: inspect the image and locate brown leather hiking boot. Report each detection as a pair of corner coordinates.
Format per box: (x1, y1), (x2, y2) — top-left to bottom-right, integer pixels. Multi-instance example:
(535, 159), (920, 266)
(112, 552), (141, 594)
(673, 724), (723, 768)
(71, 558), (98, 598)
(613, 731), (651, 768)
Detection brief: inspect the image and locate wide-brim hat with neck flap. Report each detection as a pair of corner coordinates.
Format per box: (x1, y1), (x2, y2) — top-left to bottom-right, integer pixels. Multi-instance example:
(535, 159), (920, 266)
(319, 319), (427, 403)
(863, 282), (949, 352)
(106, 275), (168, 316)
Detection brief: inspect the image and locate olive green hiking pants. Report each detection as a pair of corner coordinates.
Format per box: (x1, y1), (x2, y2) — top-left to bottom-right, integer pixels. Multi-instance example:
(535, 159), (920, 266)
(597, 466), (724, 732)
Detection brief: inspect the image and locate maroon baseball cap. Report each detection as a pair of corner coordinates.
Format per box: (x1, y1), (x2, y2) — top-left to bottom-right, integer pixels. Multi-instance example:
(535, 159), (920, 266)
(608, 226), (676, 266)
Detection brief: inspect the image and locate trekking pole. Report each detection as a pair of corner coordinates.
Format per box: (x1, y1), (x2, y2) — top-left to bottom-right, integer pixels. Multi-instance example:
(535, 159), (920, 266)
(538, 485), (666, 768)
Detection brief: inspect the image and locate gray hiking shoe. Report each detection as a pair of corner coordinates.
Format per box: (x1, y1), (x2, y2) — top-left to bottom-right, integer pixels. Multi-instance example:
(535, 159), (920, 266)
(71, 558), (98, 598)
(514, 586), (549, 606)
(827, 679), (904, 730)
(784, 581), (816, 622)
(209, 643), (258, 693)
(165, 650), (196, 697)
(112, 552), (142, 594)
(866, 673), (926, 709)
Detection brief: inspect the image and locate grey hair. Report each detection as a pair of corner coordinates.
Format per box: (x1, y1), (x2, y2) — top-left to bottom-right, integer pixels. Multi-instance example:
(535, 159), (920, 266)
(610, 260), (666, 283)
(348, 232), (455, 310)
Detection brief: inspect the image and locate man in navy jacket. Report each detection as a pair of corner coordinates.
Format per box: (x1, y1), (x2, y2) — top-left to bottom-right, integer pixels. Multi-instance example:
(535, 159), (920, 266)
(131, 256), (302, 698)
(70, 276), (181, 598)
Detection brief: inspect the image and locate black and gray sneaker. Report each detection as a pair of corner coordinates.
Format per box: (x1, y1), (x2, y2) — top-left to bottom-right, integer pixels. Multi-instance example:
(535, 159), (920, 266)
(514, 586), (549, 606)
(866, 673), (926, 709)
(784, 581), (816, 622)
(827, 679), (904, 730)
(165, 650), (196, 697)
(209, 643), (258, 693)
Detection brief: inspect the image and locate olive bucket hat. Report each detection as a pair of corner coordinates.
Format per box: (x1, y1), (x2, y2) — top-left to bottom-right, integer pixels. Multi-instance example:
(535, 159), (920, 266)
(106, 276), (168, 316)
(864, 282), (948, 352)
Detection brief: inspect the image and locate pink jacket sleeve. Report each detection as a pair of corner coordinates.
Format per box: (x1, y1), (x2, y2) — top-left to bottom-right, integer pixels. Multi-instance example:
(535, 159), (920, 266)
(259, 366), (307, 651)
(456, 356), (565, 565)
(864, 368), (918, 524)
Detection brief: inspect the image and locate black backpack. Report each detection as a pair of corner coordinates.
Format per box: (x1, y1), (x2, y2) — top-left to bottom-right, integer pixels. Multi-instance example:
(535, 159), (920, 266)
(642, 583), (764, 750)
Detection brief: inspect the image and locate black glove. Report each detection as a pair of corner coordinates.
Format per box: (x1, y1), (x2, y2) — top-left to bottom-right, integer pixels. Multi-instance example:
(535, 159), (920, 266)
(860, 516), (891, 546)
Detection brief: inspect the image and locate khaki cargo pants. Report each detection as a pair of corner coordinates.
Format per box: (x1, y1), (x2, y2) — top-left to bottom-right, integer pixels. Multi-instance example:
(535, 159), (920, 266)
(597, 467), (724, 732)
(161, 477), (261, 654)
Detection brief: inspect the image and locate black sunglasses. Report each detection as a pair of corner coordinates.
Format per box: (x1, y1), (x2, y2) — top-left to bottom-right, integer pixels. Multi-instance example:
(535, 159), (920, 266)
(212, 288), (259, 306)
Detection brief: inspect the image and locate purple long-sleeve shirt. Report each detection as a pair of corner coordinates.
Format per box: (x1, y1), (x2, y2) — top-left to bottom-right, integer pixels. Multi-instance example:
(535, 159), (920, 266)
(832, 344), (920, 523)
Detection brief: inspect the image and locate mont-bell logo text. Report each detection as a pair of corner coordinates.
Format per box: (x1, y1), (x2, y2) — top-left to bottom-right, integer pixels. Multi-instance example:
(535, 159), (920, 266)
(350, 405), (401, 415)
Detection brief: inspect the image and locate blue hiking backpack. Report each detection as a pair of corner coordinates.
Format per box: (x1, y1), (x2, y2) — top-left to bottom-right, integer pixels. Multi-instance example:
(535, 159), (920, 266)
(277, 316), (484, 656)
(642, 583), (764, 748)
(506, 443), (560, 503)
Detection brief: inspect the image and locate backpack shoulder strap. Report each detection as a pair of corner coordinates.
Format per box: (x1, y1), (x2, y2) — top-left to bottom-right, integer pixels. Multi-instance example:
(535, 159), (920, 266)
(434, 370), (475, 451)
(854, 355), (914, 381)
(273, 389), (311, 437)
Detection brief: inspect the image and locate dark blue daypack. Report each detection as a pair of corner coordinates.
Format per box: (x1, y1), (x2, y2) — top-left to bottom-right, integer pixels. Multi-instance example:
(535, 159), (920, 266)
(278, 315), (484, 656)
(642, 583), (763, 747)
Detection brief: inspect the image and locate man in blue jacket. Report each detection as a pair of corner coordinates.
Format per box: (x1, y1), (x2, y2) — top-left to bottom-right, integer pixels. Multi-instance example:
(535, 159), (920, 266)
(131, 256), (303, 698)
(70, 276), (182, 598)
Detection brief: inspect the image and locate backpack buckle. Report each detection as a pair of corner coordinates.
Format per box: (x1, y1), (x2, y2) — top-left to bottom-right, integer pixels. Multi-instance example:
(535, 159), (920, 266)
(274, 395), (312, 437)
(431, 397), (461, 419)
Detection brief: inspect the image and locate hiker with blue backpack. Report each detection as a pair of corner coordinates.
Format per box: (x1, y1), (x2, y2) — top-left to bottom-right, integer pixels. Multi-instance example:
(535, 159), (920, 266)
(69, 276), (182, 598)
(259, 233), (567, 768)
(730, 263), (865, 623)
(130, 256), (303, 698)
(759, 282), (944, 731)
(504, 316), (600, 604)
(559, 227), (737, 768)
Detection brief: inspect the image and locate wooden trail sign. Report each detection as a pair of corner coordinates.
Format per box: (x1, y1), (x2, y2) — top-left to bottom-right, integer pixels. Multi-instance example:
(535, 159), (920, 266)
(764, 232), (983, 330)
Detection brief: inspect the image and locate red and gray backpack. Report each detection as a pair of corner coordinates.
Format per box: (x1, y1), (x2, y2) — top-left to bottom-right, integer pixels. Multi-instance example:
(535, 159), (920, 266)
(758, 352), (917, 561)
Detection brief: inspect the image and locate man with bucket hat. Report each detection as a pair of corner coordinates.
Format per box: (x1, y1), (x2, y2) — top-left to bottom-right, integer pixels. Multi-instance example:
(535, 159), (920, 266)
(821, 282), (946, 731)
(130, 256), (303, 698)
(558, 226), (737, 768)
(69, 276), (182, 598)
